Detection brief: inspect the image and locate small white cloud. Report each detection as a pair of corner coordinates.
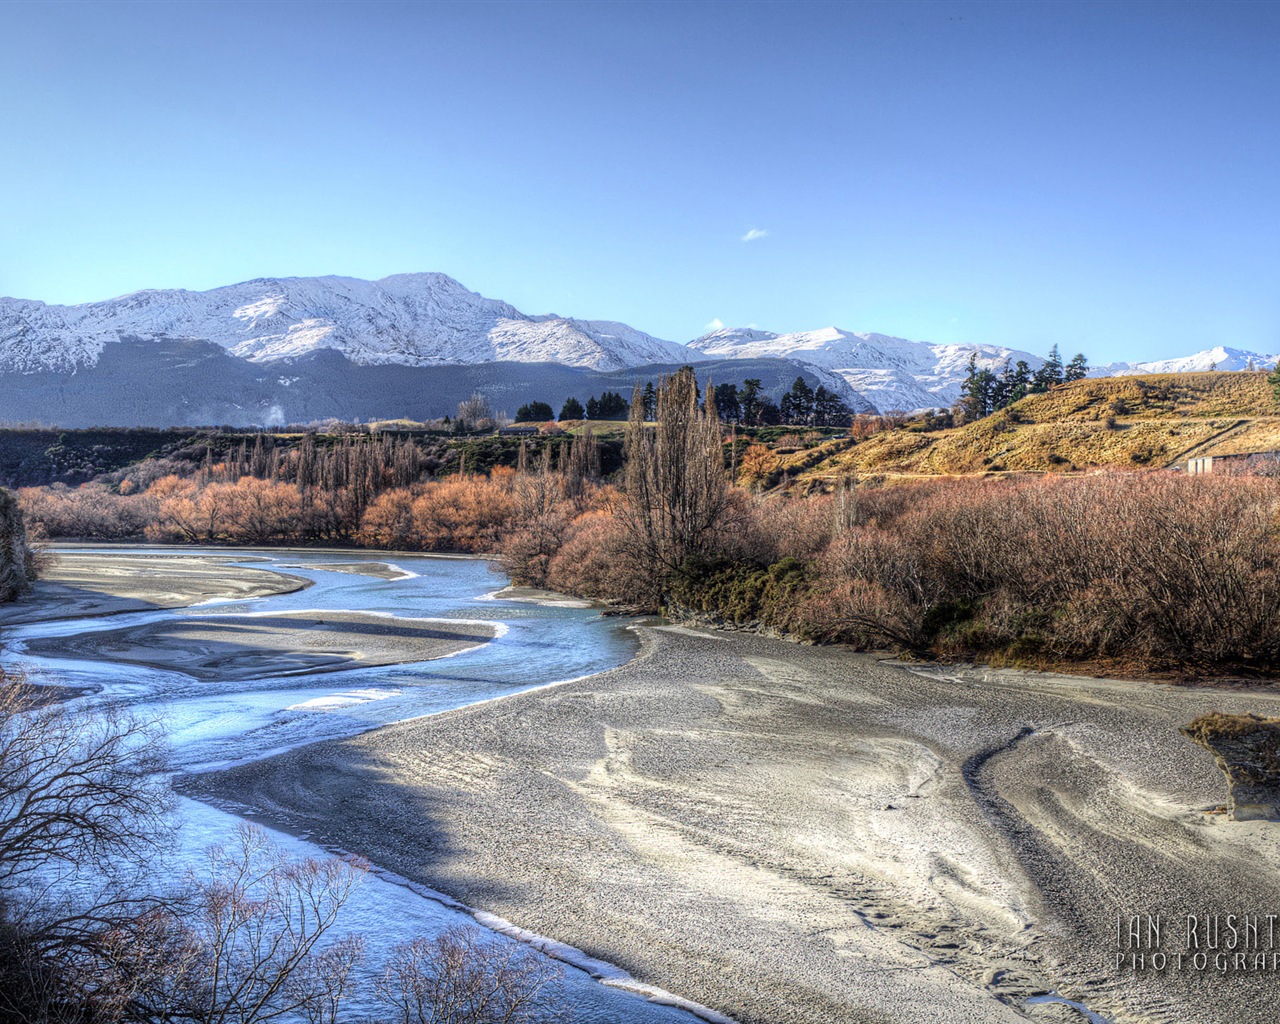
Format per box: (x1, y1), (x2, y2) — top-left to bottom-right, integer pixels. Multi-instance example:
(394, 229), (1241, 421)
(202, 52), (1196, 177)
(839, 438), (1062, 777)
(704, 317), (725, 332)
(741, 228), (768, 242)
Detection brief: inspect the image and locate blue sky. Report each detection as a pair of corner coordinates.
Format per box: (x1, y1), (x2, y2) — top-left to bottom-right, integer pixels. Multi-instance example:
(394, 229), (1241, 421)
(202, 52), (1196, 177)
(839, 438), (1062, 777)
(2, 0), (1277, 361)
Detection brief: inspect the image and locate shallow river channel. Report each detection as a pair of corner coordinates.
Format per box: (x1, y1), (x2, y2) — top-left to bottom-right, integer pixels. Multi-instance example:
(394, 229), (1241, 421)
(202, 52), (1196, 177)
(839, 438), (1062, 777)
(4, 547), (721, 1023)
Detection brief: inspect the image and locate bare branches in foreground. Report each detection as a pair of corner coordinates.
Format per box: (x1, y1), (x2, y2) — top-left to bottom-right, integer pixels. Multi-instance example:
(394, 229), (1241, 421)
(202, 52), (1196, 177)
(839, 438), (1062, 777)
(375, 927), (564, 1024)
(0, 672), (566, 1024)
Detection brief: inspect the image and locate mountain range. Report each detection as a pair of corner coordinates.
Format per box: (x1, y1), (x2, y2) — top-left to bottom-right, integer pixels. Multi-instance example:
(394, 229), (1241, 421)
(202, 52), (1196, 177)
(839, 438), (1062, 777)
(0, 273), (1273, 427)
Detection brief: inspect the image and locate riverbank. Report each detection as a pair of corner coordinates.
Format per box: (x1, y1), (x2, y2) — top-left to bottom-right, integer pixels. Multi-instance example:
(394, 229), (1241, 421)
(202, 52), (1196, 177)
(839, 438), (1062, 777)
(178, 625), (1280, 1024)
(0, 550), (311, 624)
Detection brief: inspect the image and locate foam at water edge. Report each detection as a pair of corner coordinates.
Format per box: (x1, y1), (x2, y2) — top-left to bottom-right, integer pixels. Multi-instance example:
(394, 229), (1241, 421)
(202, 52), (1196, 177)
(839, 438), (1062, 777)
(382, 562), (421, 579)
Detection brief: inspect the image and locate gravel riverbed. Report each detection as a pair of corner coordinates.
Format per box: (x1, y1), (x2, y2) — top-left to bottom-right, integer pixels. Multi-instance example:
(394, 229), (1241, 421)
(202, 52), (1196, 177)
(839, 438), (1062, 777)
(181, 626), (1280, 1024)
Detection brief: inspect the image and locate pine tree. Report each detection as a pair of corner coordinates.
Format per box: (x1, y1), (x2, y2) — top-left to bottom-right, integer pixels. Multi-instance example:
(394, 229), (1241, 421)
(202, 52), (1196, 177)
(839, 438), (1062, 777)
(812, 386), (852, 426)
(1032, 345), (1064, 392)
(1008, 360), (1033, 403)
(739, 379), (763, 426)
(713, 383), (741, 422)
(515, 401), (553, 423)
(958, 354), (997, 420)
(991, 361), (1013, 410)
(641, 382), (657, 419)
(782, 377), (815, 424)
(1064, 353), (1089, 383)
(756, 396), (783, 425)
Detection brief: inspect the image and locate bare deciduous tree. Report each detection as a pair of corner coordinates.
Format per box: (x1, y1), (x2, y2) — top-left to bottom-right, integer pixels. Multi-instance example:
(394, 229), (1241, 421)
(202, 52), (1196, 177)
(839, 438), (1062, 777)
(622, 369), (732, 576)
(0, 671), (574, 1024)
(0, 670), (172, 1021)
(101, 824), (367, 1024)
(0, 672), (171, 892)
(455, 394), (494, 433)
(375, 925), (563, 1024)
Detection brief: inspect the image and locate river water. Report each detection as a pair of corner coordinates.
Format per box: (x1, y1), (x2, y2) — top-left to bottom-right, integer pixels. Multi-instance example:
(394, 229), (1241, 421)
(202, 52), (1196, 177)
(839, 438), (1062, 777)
(4, 547), (717, 1024)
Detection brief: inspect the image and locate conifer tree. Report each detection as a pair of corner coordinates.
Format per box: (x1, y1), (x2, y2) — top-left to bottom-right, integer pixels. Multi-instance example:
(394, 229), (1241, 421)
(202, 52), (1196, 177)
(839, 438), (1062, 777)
(739, 379), (763, 426)
(1064, 353), (1089, 382)
(641, 382), (657, 419)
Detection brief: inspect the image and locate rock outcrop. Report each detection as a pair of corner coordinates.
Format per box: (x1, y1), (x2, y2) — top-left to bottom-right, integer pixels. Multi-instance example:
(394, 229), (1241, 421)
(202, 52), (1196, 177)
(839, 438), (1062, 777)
(1182, 712), (1280, 821)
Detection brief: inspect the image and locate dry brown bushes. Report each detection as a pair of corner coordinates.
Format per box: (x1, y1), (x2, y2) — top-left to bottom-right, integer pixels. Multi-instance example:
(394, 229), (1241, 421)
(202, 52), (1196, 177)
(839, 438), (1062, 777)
(809, 473), (1280, 671)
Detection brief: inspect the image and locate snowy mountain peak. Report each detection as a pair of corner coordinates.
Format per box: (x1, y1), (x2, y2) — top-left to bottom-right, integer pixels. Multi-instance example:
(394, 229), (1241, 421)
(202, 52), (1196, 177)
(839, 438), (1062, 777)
(7, 271), (1276, 418)
(693, 326), (780, 347)
(1094, 345), (1280, 377)
(689, 325), (1046, 412)
(0, 273), (701, 374)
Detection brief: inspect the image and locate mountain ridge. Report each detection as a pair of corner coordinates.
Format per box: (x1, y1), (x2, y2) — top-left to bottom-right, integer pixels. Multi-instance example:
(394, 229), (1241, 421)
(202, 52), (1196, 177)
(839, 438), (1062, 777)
(689, 325), (1049, 412)
(2, 271), (1276, 424)
(0, 272), (702, 374)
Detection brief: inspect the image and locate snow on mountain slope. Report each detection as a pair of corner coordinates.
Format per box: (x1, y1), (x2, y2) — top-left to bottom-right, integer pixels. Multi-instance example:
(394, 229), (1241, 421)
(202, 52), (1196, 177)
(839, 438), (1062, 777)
(1092, 345), (1280, 377)
(690, 326), (1045, 412)
(13, 271), (1271, 418)
(0, 273), (704, 373)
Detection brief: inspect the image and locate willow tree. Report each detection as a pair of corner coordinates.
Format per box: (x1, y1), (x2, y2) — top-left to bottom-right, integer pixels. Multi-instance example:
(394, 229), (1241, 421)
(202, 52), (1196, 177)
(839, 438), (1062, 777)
(623, 368), (730, 575)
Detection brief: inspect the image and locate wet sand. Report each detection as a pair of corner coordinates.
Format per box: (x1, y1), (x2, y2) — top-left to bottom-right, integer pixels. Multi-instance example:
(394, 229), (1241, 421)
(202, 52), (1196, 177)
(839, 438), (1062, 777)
(180, 627), (1280, 1024)
(485, 584), (594, 608)
(26, 610), (496, 681)
(0, 551), (310, 625)
(284, 561), (416, 580)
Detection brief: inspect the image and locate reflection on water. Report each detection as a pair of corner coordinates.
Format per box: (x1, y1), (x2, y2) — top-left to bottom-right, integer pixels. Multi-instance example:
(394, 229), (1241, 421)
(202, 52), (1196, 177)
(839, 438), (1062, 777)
(5, 548), (706, 1024)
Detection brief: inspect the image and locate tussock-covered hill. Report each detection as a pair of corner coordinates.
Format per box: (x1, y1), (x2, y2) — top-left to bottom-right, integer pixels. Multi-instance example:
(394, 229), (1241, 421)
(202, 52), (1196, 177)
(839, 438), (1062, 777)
(785, 372), (1280, 481)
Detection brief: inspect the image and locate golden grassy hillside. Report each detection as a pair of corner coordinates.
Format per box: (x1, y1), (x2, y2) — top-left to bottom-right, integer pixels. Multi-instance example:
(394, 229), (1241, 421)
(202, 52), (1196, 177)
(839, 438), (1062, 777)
(786, 371), (1280, 481)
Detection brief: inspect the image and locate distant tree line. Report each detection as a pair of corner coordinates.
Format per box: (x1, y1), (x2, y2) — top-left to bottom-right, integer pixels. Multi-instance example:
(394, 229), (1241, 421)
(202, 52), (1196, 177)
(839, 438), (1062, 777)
(517, 375), (853, 428)
(957, 345), (1089, 421)
(515, 391), (629, 423)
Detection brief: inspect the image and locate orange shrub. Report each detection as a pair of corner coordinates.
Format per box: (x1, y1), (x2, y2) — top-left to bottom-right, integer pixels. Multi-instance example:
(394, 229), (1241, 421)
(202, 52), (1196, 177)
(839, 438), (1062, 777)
(546, 510), (659, 609)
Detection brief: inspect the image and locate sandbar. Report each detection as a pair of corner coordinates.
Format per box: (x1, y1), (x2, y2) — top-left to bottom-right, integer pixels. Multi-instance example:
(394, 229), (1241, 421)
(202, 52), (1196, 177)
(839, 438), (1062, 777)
(0, 551), (310, 625)
(284, 561), (416, 581)
(25, 610), (496, 681)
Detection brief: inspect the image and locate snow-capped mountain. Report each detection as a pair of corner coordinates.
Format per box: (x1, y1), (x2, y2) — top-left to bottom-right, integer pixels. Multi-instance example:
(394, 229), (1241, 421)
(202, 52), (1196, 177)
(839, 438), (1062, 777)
(9, 270), (1272, 427)
(1093, 345), (1280, 377)
(0, 273), (704, 374)
(690, 326), (1045, 412)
